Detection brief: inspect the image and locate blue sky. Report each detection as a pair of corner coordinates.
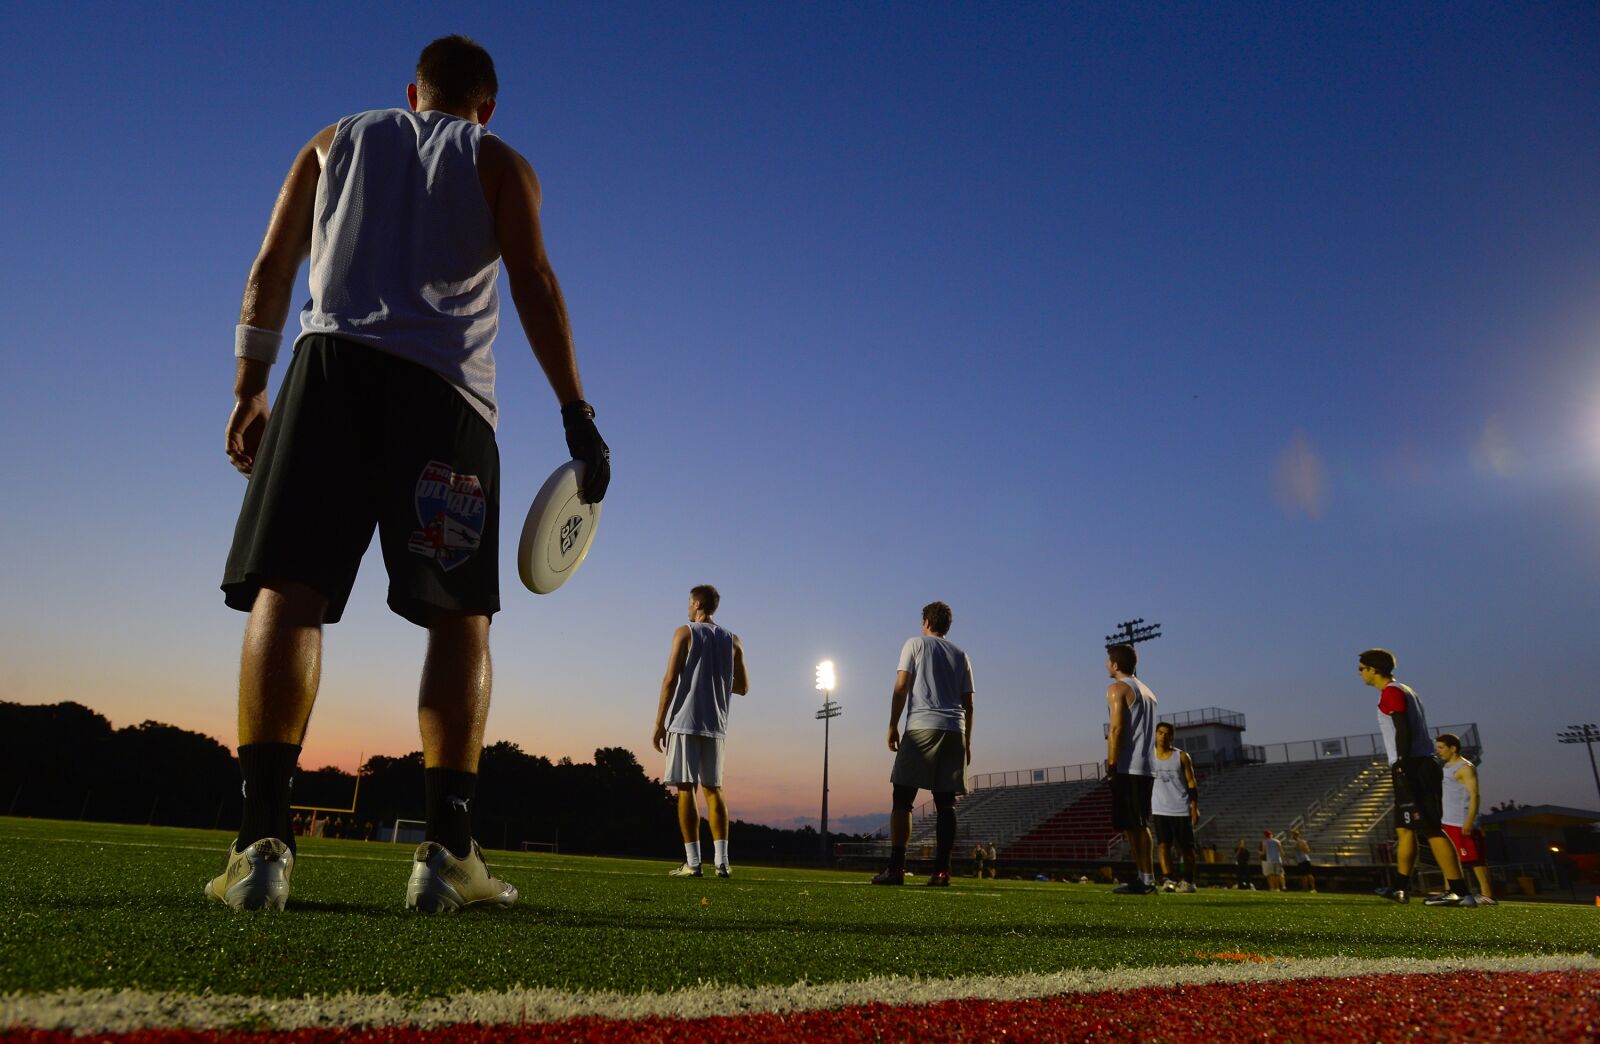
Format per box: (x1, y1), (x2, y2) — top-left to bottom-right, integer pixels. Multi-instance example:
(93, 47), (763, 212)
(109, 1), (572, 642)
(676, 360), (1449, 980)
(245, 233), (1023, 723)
(2, 1), (1597, 829)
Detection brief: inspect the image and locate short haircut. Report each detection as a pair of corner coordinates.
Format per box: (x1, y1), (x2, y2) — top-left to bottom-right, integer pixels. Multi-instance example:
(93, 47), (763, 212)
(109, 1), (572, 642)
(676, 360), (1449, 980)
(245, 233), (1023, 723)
(689, 584), (720, 614)
(1107, 643), (1137, 674)
(1358, 648), (1396, 676)
(1155, 721), (1174, 736)
(416, 36), (498, 111)
(1436, 733), (1462, 752)
(922, 601), (952, 636)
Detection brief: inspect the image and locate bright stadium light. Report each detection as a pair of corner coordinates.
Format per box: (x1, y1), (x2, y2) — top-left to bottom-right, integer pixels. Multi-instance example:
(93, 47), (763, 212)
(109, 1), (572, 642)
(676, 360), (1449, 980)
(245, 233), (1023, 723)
(815, 660), (841, 865)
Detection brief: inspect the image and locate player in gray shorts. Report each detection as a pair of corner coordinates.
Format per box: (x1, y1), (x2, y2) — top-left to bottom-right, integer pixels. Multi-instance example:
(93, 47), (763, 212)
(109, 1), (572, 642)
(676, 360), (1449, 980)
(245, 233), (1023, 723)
(872, 602), (975, 888)
(653, 584), (749, 879)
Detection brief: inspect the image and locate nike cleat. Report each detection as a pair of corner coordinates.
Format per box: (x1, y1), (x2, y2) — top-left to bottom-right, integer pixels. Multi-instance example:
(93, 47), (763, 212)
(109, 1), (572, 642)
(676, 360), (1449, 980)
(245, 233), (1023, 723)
(925, 870), (951, 887)
(870, 868), (905, 885)
(668, 862), (703, 878)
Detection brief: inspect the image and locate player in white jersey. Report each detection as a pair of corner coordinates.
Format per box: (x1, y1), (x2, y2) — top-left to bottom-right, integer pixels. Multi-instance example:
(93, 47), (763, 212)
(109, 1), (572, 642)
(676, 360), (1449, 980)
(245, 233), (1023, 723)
(873, 602), (974, 887)
(1105, 643), (1159, 894)
(210, 37), (609, 913)
(655, 585), (750, 878)
(1149, 722), (1199, 893)
(1435, 733), (1496, 904)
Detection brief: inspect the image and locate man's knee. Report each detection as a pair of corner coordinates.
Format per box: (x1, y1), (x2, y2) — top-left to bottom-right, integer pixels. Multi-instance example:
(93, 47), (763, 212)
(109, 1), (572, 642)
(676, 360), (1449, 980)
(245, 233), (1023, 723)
(676, 784), (698, 797)
(425, 609), (491, 644)
(253, 579), (328, 624)
(702, 785), (722, 799)
(891, 785), (917, 812)
(932, 791), (956, 812)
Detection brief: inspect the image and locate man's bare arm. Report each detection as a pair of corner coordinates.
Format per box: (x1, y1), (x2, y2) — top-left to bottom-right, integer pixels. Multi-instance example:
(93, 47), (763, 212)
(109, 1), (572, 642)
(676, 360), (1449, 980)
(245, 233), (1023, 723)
(962, 690), (974, 765)
(479, 136), (582, 406)
(653, 626), (691, 752)
(1460, 762), (1480, 831)
(731, 636), (749, 695)
(1105, 683), (1128, 770)
(887, 670), (912, 751)
(226, 125), (334, 475)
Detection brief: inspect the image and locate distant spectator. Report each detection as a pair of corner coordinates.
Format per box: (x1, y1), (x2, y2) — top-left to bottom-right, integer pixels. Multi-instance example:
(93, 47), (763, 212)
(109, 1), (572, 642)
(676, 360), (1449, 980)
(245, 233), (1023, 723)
(972, 841), (988, 878)
(1260, 830), (1285, 892)
(1234, 839), (1251, 889)
(985, 841), (998, 879)
(1290, 828), (1315, 892)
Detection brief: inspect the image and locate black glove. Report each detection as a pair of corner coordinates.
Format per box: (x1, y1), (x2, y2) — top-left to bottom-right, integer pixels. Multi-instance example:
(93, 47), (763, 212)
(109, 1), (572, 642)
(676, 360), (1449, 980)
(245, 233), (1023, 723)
(561, 400), (610, 504)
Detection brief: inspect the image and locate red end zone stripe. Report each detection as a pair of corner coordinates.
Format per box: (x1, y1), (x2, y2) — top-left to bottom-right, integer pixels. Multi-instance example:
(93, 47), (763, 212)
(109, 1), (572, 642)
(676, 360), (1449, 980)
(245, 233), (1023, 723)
(5, 971), (1596, 1043)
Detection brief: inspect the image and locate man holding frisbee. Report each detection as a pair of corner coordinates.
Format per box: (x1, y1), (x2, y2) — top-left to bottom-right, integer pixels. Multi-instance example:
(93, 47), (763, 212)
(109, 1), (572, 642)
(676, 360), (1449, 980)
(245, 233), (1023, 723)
(1358, 650), (1472, 907)
(872, 602), (974, 887)
(210, 36), (610, 912)
(654, 585), (750, 878)
(1105, 643), (1158, 894)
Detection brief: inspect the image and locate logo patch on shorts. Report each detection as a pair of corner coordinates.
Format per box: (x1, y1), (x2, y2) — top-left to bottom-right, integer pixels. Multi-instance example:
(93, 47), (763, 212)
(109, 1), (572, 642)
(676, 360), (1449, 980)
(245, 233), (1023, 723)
(408, 461), (485, 571)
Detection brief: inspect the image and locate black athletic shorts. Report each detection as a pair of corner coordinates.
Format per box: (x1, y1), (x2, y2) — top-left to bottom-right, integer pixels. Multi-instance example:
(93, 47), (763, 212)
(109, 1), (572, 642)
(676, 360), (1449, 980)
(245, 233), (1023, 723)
(222, 335), (500, 626)
(1150, 813), (1196, 848)
(1392, 756), (1445, 838)
(1110, 773), (1154, 830)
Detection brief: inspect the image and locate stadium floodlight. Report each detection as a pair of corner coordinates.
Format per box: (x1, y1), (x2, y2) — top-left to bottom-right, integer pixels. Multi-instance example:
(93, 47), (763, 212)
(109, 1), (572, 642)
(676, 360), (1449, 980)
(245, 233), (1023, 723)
(1105, 618), (1163, 648)
(815, 660), (842, 865)
(1556, 724), (1600, 805)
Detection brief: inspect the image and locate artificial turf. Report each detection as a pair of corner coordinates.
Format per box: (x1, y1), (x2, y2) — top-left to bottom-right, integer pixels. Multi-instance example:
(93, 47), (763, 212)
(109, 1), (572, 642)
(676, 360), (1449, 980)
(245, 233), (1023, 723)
(1, 818), (1595, 1000)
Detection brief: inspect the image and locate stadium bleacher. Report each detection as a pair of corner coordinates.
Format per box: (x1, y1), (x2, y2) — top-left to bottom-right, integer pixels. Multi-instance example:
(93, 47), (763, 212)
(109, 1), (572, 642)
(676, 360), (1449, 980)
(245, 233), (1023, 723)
(906, 780), (1095, 852)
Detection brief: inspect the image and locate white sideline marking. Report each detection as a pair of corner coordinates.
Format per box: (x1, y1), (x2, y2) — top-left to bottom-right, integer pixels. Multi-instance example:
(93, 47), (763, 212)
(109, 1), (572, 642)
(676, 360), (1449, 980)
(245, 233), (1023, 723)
(2, 955), (1595, 1032)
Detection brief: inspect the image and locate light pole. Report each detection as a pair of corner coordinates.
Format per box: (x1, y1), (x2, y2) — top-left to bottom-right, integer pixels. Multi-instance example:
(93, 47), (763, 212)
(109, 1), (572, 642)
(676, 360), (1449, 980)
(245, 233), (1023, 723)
(1556, 724), (1600, 806)
(815, 660), (841, 865)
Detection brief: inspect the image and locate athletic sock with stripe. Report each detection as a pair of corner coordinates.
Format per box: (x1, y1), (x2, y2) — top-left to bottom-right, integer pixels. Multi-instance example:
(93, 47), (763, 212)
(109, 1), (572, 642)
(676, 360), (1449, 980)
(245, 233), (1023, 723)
(423, 767), (477, 859)
(237, 742), (300, 854)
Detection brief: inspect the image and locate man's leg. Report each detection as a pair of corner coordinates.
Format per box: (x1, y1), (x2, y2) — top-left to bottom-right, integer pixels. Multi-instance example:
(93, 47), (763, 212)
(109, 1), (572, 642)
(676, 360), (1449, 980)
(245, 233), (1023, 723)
(1473, 864), (1493, 898)
(704, 785), (730, 869)
(236, 580), (328, 850)
(876, 785), (917, 881)
(1425, 834), (1467, 891)
(1157, 841), (1173, 879)
(1395, 827), (1417, 878)
(417, 611), (491, 859)
(674, 785), (704, 868)
(932, 791), (956, 874)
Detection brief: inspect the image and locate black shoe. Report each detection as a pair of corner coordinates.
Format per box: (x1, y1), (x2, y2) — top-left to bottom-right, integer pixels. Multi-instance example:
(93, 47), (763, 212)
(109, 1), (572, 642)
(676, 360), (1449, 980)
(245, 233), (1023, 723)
(1112, 881), (1153, 894)
(870, 868), (904, 886)
(1375, 885), (1409, 903)
(925, 870), (951, 887)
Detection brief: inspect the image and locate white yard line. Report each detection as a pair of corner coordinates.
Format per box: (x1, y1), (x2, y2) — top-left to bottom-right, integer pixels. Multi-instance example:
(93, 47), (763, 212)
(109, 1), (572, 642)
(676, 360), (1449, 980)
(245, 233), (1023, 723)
(3, 954), (1596, 1032)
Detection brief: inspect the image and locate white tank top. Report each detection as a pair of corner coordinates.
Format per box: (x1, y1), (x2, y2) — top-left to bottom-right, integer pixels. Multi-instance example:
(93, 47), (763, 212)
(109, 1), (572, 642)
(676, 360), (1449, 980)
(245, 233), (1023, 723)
(1115, 676), (1158, 776)
(298, 109), (502, 428)
(666, 622), (735, 738)
(1441, 757), (1473, 827)
(1150, 747), (1190, 816)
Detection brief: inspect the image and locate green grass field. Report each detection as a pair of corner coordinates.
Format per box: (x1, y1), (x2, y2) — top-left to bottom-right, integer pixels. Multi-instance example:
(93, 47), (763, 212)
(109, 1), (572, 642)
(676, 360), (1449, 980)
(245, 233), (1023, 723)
(2, 818), (1595, 1001)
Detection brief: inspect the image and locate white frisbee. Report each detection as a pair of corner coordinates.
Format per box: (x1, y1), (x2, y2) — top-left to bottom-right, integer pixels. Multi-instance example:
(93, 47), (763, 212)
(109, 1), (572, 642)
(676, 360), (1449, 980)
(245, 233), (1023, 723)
(517, 460), (602, 594)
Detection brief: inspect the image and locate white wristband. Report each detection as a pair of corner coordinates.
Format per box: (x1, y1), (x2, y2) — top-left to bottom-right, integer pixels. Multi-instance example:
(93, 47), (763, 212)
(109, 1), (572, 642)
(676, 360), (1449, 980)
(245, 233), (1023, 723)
(235, 324), (283, 364)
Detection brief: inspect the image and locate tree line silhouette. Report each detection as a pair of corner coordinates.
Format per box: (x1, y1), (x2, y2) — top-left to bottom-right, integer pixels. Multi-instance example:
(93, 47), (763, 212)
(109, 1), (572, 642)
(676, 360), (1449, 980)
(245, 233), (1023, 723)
(0, 701), (865, 861)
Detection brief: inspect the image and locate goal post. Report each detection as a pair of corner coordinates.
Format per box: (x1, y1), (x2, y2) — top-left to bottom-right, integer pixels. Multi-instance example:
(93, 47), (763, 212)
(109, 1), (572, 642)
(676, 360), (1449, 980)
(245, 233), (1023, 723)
(390, 819), (426, 844)
(520, 840), (559, 854)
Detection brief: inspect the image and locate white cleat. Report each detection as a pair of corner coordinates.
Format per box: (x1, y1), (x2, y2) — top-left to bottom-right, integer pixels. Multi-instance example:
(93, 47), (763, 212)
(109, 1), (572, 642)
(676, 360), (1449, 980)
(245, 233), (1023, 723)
(668, 862), (704, 878)
(406, 840), (518, 913)
(205, 838), (293, 911)
(1178, 880), (1197, 893)
(715, 864), (732, 879)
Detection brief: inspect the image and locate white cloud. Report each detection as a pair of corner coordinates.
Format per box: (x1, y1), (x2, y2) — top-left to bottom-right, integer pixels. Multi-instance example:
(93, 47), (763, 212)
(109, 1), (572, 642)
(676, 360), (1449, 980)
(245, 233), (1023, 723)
(1470, 415), (1518, 477)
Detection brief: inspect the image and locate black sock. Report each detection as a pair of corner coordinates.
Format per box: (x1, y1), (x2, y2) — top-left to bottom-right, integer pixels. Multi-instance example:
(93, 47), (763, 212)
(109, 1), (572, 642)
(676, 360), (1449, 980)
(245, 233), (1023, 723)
(238, 742), (300, 853)
(424, 767), (477, 858)
(1447, 878), (1467, 895)
(934, 805), (956, 873)
(889, 846), (906, 874)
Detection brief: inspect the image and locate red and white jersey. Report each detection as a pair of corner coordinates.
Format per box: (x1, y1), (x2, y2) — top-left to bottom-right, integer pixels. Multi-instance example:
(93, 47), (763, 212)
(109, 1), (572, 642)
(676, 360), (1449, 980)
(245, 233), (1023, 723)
(1376, 682), (1433, 764)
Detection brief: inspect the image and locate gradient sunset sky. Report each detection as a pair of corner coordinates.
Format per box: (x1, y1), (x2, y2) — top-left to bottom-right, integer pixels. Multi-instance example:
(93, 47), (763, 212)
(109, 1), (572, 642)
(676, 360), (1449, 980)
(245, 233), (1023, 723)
(2, 2), (1598, 832)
